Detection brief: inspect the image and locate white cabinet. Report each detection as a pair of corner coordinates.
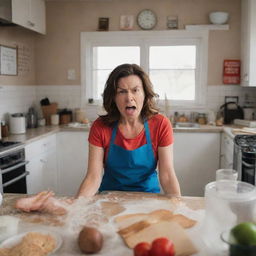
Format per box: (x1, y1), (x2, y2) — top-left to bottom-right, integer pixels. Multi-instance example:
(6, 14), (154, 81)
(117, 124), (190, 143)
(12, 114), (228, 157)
(173, 132), (221, 196)
(57, 131), (89, 196)
(25, 134), (58, 194)
(241, 0), (256, 86)
(12, 0), (46, 35)
(220, 132), (234, 169)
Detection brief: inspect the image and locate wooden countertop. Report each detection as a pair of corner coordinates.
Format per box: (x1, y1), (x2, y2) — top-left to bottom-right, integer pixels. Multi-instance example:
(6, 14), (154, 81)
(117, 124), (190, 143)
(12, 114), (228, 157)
(0, 192), (206, 256)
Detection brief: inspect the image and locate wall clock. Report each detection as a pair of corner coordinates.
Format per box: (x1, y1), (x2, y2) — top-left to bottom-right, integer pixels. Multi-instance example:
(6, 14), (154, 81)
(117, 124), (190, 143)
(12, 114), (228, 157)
(137, 9), (157, 30)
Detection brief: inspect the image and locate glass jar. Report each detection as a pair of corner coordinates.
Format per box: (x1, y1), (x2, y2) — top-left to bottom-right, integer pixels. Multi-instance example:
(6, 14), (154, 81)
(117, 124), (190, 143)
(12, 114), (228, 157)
(197, 113), (207, 124)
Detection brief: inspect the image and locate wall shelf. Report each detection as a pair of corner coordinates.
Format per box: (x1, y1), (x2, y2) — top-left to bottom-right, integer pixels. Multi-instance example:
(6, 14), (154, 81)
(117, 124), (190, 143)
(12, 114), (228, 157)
(185, 24), (229, 31)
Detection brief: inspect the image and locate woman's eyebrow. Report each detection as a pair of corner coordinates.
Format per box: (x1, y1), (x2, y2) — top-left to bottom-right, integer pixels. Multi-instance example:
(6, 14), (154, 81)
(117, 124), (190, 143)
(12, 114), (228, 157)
(117, 86), (126, 90)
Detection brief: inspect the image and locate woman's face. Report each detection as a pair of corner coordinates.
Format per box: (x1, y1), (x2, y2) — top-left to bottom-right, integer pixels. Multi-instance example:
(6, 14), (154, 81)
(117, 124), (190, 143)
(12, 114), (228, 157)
(115, 75), (145, 122)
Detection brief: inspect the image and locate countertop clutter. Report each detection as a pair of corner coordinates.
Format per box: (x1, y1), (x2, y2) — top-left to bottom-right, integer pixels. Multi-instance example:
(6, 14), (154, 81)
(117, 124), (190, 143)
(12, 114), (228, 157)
(0, 192), (206, 256)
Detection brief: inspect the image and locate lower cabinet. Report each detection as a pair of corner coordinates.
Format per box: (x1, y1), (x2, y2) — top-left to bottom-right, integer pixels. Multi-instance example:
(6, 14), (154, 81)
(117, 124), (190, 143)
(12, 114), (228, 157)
(25, 134), (58, 194)
(173, 132), (221, 196)
(56, 131), (89, 196)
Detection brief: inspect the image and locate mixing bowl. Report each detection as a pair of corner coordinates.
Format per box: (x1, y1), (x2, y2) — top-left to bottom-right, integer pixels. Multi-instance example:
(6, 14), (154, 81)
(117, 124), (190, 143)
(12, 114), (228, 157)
(209, 12), (229, 24)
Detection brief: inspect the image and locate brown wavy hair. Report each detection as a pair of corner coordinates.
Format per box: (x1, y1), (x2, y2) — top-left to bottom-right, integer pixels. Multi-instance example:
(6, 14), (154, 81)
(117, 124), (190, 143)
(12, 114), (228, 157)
(100, 63), (159, 126)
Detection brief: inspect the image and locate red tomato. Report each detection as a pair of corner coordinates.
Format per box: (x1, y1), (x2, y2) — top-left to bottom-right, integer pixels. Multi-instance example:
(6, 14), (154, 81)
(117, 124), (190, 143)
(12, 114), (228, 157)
(149, 237), (175, 256)
(133, 242), (151, 256)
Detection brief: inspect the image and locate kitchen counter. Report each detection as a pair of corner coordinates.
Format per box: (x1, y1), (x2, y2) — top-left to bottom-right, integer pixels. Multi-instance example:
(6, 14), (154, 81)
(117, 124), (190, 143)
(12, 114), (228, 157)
(0, 192), (209, 256)
(2, 124), (90, 145)
(3, 124), (224, 145)
(173, 124), (223, 133)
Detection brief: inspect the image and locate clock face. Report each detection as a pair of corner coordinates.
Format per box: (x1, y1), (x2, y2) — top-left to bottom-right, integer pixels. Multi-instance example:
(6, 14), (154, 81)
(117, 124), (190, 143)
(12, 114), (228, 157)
(137, 9), (157, 30)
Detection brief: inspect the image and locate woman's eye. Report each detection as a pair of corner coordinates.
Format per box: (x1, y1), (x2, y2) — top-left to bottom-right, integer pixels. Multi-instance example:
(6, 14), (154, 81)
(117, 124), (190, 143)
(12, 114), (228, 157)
(118, 90), (126, 94)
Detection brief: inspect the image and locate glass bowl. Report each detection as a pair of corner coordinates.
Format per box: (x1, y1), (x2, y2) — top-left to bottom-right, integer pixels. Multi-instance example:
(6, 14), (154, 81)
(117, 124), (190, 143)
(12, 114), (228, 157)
(221, 230), (256, 256)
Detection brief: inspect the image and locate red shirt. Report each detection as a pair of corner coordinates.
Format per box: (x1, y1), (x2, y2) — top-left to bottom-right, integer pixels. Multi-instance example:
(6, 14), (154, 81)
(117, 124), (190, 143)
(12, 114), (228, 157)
(88, 114), (173, 162)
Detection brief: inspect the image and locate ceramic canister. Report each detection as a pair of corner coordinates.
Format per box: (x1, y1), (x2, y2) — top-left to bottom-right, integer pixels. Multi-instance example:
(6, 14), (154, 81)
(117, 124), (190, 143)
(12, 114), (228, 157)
(9, 114), (26, 134)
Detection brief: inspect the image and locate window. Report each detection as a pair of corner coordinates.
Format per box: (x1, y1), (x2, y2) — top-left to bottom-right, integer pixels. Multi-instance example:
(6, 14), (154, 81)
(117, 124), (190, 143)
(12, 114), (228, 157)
(81, 30), (208, 108)
(93, 46), (140, 99)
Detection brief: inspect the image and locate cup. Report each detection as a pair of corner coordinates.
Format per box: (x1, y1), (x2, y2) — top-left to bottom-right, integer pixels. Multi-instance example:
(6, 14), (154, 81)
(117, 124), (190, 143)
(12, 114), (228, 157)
(201, 180), (256, 254)
(51, 114), (59, 125)
(216, 169), (238, 181)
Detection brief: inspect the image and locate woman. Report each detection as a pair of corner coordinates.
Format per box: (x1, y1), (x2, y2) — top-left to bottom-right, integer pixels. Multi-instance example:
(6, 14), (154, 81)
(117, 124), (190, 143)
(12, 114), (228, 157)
(15, 64), (180, 213)
(77, 63), (180, 197)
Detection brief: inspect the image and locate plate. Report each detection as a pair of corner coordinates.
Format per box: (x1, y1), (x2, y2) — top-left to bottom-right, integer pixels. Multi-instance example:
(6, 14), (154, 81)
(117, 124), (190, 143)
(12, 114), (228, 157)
(0, 229), (62, 254)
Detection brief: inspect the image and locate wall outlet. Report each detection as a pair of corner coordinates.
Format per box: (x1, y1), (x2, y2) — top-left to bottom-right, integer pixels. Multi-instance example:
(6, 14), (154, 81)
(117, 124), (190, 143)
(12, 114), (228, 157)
(67, 69), (76, 80)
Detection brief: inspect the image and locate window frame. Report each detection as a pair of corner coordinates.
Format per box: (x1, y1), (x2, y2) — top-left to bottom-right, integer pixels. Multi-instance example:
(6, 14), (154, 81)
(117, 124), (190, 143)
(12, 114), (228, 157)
(81, 30), (208, 108)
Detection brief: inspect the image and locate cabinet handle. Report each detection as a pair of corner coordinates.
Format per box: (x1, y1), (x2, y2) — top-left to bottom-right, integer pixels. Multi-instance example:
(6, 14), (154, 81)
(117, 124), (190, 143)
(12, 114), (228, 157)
(28, 20), (35, 27)
(40, 159), (47, 163)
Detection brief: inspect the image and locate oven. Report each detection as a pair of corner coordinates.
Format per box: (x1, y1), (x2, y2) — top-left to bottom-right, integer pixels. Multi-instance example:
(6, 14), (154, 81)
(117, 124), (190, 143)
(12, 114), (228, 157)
(233, 135), (256, 185)
(0, 142), (29, 194)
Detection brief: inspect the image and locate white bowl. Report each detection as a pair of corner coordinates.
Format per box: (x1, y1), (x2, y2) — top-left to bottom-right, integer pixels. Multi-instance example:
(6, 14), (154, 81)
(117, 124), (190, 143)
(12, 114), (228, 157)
(209, 11), (229, 25)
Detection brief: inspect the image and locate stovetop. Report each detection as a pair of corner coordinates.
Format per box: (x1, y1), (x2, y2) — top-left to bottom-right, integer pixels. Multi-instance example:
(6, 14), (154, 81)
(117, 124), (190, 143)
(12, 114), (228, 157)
(0, 141), (23, 156)
(234, 135), (256, 153)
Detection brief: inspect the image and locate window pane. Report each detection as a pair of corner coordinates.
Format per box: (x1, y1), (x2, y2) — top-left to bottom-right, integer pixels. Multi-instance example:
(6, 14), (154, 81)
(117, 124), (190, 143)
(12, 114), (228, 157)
(150, 70), (195, 100)
(93, 70), (112, 99)
(92, 46), (140, 99)
(149, 45), (196, 100)
(93, 46), (140, 69)
(150, 46), (196, 69)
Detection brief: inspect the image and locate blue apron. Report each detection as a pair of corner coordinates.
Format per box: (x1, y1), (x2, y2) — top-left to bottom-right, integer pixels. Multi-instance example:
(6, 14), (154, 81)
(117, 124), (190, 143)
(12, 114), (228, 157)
(99, 121), (160, 193)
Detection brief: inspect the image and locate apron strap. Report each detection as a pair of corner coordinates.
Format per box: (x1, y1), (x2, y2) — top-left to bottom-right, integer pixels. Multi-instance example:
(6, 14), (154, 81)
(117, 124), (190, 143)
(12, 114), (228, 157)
(144, 121), (151, 144)
(110, 122), (118, 145)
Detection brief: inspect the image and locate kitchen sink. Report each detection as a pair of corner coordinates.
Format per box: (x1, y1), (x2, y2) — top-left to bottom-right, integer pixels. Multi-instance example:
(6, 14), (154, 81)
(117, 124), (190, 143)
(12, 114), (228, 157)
(174, 122), (200, 128)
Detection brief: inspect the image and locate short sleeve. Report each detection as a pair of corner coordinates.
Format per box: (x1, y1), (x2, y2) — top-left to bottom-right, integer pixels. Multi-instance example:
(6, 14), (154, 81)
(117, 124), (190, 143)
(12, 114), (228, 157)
(157, 115), (174, 147)
(88, 119), (105, 147)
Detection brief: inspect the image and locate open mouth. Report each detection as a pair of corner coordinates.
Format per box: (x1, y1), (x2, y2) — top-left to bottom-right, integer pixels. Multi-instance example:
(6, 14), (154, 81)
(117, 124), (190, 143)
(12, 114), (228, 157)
(125, 106), (136, 115)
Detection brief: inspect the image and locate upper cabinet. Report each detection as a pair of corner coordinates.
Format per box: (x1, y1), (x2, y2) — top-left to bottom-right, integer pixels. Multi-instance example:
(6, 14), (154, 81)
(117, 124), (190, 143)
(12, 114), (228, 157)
(241, 0), (256, 87)
(12, 0), (46, 35)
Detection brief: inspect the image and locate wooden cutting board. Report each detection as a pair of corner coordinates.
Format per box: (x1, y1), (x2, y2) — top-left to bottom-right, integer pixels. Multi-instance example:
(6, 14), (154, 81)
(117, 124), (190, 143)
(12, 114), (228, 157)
(118, 220), (198, 256)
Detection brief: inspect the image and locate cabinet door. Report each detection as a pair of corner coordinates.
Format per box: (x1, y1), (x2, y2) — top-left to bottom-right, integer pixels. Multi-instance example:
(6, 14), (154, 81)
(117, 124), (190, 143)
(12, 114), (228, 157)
(57, 132), (89, 196)
(30, 0), (46, 34)
(26, 150), (58, 194)
(26, 134), (57, 194)
(12, 0), (46, 34)
(12, 0), (30, 29)
(173, 132), (221, 196)
(241, 0), (256, 86)
(26, 155), (44, 194)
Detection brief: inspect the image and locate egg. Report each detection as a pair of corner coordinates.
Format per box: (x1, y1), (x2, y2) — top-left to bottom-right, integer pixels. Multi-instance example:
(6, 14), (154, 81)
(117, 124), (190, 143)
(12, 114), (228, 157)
(78, 226), (103, 254)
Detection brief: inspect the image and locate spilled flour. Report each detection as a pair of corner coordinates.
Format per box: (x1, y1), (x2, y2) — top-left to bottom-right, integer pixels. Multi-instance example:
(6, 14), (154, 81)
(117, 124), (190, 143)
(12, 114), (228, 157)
(14, 193), (205, 256)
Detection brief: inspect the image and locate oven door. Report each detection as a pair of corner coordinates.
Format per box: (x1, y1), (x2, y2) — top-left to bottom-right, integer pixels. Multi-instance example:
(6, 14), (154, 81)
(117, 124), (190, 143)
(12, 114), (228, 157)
(241, 152), (256, 185)
(1, 160), (29, 193)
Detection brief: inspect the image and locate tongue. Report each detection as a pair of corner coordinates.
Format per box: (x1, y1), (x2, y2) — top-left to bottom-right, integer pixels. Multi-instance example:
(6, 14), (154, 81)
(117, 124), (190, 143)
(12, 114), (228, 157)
(126, 108), (135, 115)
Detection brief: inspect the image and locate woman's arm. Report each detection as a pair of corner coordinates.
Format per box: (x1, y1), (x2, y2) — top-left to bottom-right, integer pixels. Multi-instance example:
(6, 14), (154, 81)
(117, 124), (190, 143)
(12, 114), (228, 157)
(158, 144), (181, 196)
(76, 143), (104, 198)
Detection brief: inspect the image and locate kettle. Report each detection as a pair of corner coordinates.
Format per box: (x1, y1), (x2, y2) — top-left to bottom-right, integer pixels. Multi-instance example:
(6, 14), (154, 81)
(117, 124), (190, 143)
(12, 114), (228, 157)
(27, 107), (38, 128)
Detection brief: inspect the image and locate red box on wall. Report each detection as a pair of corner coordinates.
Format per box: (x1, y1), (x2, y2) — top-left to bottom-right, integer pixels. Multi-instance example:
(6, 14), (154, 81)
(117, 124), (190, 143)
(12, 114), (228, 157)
(223, 59), (240, 84)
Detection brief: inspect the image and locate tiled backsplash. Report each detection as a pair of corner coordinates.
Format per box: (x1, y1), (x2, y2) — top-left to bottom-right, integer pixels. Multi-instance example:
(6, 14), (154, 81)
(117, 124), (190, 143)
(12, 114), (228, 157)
(0, 85), (36, 122)
(1, 85), (256, 123)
